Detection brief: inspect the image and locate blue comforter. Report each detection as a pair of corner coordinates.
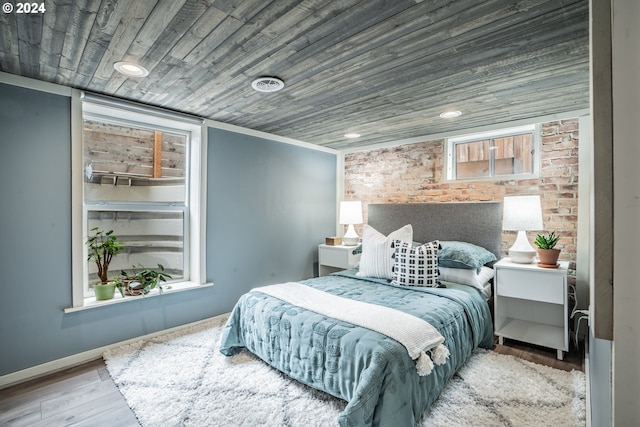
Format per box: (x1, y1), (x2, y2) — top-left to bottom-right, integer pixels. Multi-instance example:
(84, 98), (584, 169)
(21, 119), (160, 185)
(219, 270), (493, 426)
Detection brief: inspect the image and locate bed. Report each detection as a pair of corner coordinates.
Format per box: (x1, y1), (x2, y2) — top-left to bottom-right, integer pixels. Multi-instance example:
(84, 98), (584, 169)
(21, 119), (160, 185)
(220, 202), (501, 426)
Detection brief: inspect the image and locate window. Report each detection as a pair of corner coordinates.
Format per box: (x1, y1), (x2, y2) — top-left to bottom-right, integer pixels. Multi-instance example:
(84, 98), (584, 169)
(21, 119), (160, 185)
(72, 94), (206, 307)
(446, 125), (538, 181)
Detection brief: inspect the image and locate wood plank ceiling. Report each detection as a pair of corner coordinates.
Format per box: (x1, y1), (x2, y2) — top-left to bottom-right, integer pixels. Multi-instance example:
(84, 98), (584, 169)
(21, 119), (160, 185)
(0, 0), (589, 150)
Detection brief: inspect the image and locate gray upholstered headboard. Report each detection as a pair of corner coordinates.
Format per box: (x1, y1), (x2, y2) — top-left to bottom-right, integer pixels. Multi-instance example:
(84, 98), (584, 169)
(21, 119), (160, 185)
(367, 202), (503, 260)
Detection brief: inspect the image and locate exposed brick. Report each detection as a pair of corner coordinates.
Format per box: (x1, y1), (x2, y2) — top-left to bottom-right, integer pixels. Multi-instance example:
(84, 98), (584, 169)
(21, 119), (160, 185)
(559, 123), (579, 133)
(344, 118), (580, 281)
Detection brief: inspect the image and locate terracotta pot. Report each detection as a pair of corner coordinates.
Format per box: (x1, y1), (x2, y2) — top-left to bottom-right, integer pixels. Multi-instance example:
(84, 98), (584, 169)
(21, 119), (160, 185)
(537, 248), (560, 266)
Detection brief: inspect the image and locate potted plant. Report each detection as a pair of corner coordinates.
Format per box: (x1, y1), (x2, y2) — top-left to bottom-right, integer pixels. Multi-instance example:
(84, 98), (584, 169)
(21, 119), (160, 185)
(534, 231), (561, 267)
(120, 263), (172, 296)
(86, 227), (124, 300)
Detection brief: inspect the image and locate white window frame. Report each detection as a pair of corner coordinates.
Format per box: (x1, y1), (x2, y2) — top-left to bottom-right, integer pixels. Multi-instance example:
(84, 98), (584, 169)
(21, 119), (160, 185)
(69, 92), (208, 309)
(445, 124), (540, 182)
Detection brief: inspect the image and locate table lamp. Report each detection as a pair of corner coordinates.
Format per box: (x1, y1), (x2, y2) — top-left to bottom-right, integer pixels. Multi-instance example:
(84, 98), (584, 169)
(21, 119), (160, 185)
(339, 201), (363, 246)
(502, 195), (543, 263)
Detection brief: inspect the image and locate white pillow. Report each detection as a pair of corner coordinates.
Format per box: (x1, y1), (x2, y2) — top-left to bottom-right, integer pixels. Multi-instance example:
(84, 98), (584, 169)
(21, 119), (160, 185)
(356, 224), (413, 279)
(438, 266), (494, 290)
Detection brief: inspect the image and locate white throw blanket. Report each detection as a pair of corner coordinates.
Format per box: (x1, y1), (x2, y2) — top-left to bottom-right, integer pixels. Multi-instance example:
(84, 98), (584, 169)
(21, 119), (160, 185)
(253, 282), (450, 376)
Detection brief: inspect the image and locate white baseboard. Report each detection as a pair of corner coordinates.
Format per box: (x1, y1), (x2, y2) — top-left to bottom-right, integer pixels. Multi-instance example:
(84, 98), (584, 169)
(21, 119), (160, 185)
(0, 313), (229, 390)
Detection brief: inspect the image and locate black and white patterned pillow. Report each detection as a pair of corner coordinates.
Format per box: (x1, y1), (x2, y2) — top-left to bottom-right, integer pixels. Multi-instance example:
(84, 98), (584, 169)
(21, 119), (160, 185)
(391, 240), (441, 287)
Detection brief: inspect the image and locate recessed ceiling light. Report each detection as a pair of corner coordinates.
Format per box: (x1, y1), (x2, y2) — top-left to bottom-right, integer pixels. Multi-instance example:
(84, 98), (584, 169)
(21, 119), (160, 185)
(344, 133), (361, 138)
(439, 110), (462, 119)
(114, 61), (149, 77)
(251, 77), (285, 92)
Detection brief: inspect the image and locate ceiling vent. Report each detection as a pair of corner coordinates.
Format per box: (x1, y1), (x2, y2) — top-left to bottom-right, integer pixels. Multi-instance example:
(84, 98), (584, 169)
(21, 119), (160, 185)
(251, 77), (285, 93)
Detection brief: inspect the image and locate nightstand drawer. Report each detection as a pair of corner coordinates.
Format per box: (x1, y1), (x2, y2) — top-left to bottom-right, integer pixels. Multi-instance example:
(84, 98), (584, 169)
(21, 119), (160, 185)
(320, 248), (346, 267)
(319, 245), (358, 268)
(497, 268), (564, 304)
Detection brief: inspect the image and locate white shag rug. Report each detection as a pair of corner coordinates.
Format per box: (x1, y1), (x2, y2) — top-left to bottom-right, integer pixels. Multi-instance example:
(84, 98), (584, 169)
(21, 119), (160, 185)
(103, 315), (586, 427)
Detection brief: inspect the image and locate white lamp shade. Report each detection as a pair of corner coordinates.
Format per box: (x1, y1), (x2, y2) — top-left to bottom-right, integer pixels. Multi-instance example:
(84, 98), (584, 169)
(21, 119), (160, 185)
(339, 201), (363, 225)
(502, 195), (543, 231)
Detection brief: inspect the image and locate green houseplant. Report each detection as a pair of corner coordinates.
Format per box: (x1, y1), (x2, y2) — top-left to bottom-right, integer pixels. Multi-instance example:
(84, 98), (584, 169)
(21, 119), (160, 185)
(86, 227), (124, 300)
(120, 263), (172, 296)
(534, 231), (561, 266)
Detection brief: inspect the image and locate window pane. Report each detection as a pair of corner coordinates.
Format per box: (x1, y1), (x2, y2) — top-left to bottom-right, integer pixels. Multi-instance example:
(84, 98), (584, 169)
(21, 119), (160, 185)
(450, 128), (534, 181)
(83, 120), (187, 203)
(494, 134), (533, 175)
(455, 140), (490, 179)
(86, 210), (184, 290)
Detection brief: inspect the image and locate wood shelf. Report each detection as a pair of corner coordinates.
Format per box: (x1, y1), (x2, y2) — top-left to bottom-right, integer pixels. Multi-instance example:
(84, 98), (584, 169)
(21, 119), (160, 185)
(86, 172), (184, 186)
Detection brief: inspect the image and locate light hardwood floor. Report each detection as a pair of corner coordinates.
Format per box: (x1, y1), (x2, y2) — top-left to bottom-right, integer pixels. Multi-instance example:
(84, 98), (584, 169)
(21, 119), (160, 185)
(0, 341), (584, 426)
(0, 359), (138, 426)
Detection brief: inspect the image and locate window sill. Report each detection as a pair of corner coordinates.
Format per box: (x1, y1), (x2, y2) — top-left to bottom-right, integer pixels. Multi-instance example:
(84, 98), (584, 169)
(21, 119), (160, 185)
(443, 172), (539, 184)
(64, 281), (214, 313)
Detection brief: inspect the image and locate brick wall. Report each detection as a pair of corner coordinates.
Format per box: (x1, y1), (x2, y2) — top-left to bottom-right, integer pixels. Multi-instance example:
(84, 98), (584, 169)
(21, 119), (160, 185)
(344, 119), (579, 281)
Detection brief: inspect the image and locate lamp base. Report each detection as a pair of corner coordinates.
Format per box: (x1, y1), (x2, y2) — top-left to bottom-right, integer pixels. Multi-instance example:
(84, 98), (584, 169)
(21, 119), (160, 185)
(509, 249), (536, 263)
(508, 230), (536, 263)
(342, 237), (359, 246)
(342, 224), (360, 246)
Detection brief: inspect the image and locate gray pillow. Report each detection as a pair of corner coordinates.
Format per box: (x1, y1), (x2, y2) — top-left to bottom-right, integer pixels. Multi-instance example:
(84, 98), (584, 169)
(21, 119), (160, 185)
(438, 241), (497, 272)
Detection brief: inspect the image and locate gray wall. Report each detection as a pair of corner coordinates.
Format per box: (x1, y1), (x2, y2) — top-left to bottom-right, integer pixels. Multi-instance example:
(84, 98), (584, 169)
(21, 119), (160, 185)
(206, 128), (336, 307)
(0, 83), (337, 377)
(589, 333), (612, 426)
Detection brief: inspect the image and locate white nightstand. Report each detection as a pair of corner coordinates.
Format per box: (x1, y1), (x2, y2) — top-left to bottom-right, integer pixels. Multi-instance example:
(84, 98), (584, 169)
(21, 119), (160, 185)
(318, 244), (361, 276)
(493, 258), (569, 360)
